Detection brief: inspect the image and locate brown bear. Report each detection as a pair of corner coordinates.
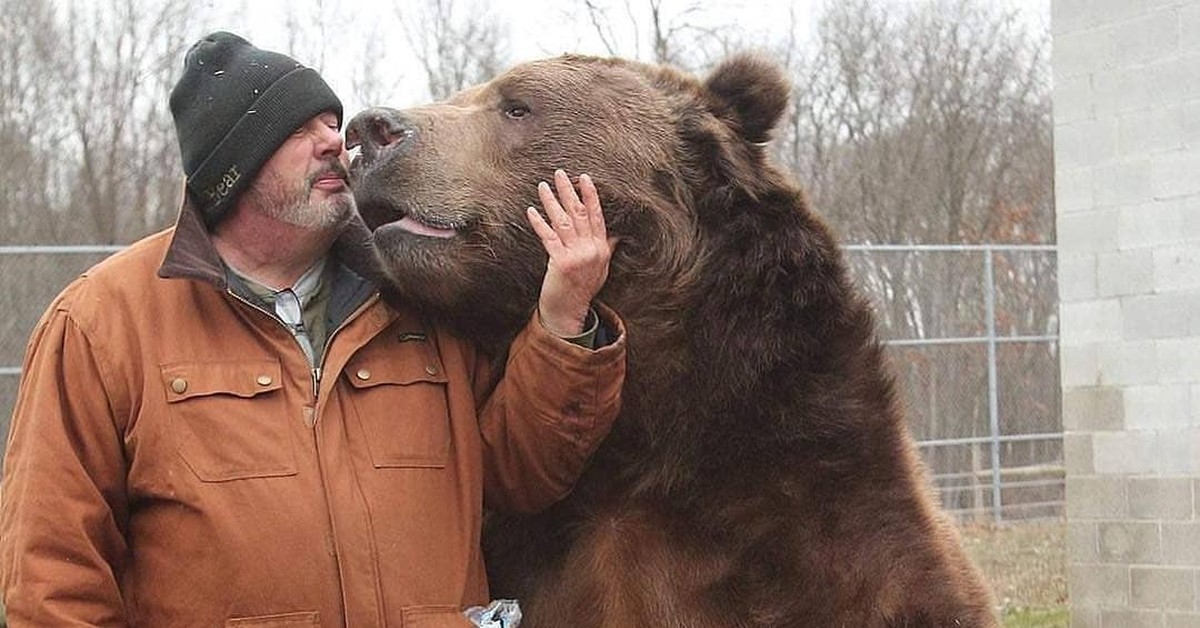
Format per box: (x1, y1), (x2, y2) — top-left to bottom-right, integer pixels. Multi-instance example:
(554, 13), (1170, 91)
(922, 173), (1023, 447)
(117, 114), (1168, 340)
(343, 54), (999, 627)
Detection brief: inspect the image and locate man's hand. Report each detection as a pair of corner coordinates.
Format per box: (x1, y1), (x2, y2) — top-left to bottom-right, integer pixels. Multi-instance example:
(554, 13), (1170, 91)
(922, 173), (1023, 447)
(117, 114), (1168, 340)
(526, 169), (615, 337)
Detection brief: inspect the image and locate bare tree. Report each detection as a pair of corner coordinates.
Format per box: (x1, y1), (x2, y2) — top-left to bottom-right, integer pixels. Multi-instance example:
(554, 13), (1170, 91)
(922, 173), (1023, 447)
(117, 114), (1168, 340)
(349, 22), (399, 108)
(575, 0), (742, 71)
(779, 0), (1052, 332)
(53, 0), (201, 244)
(0, 0), (70, 243)
(282, 0), (346, 75)
(774, 0), (1054, 518)
(0, 0), (199, 245)
(399, 0), (510, 101)
(781, 0), (1052, 246)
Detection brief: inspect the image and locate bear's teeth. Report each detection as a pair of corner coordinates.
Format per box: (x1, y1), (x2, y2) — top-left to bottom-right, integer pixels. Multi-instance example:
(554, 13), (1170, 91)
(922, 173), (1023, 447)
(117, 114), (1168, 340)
(397, 216), (457, 239)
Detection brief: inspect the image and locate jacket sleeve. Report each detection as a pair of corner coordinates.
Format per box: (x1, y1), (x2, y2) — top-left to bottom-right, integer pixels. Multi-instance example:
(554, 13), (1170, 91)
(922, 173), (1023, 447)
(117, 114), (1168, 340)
(0, 306), (130, 626)
(475, 303), (626, 514)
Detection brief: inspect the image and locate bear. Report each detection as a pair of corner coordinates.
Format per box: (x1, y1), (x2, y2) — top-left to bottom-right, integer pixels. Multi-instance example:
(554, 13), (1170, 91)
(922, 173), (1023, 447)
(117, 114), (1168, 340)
(342, 54), (999, 627)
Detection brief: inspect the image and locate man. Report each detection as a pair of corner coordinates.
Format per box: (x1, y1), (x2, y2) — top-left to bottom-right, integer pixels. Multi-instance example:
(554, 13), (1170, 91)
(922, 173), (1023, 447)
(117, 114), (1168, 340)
(0, 32), (625, 626)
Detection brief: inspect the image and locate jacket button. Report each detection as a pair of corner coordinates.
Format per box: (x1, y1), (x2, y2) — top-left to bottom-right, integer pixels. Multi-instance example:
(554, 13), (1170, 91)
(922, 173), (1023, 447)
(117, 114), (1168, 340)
(170, 378), (187, 394)
(425, 364), (438, 376)
(256, 375), (273, 386)
(356, 369), (371, 381)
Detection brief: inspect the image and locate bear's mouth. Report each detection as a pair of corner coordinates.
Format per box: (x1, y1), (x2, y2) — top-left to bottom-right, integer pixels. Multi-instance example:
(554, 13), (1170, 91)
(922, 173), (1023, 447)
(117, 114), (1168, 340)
(390, 214), (461, 239)
(359, 198), (468, 241)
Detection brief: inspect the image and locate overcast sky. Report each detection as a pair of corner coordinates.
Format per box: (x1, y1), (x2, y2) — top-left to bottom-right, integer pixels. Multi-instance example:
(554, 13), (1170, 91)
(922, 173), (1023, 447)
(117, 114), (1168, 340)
(194, 0), (1049, 114)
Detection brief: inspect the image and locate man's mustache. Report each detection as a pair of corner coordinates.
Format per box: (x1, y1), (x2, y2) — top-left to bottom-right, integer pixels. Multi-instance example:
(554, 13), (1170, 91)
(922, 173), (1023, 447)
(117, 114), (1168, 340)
(308, 159), (350, 187)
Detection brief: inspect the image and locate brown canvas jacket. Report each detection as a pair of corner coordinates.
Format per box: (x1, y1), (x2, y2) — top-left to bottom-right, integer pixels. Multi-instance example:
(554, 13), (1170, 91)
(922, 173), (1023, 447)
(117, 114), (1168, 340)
(0, 201), (626, 627)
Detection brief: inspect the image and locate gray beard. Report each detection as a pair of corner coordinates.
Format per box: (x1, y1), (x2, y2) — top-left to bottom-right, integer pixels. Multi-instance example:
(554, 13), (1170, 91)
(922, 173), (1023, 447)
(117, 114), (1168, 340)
(247, 170), (354, 231)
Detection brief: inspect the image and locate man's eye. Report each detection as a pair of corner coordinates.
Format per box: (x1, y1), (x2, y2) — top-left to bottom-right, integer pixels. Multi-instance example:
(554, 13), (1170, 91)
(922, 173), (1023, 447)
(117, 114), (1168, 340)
(504, 104), (531, 119)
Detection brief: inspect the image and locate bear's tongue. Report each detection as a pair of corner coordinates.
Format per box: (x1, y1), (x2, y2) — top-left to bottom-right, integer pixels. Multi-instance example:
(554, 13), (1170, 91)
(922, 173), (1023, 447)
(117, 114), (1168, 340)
(396, 216), (456, 239)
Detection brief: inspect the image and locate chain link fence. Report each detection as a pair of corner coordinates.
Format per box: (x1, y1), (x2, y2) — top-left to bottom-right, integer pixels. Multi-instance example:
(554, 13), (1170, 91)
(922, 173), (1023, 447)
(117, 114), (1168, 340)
(844, 244), (1061, 523)
(0, 243), (1061, 523)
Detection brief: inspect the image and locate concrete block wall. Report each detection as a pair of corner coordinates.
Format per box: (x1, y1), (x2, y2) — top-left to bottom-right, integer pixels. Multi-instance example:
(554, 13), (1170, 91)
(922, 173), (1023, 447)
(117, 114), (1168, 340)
(1055, 0), (1200, 624)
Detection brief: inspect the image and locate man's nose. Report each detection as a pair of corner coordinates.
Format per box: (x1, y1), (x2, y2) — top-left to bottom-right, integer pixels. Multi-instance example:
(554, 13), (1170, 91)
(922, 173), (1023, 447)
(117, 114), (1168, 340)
(345, 107), (414, 163)
(312, 122), (345, 156)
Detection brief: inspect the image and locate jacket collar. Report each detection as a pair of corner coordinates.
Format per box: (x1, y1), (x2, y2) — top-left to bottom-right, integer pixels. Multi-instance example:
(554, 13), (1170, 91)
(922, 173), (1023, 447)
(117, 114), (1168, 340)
(156, 193), (381, 325)
(157, 193), (378, 285)
(157, 194), (229, 288)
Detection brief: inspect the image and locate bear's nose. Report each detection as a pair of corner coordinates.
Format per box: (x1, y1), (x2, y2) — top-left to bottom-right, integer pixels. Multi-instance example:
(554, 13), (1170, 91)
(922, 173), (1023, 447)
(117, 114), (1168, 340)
(346, 107), (414, 163)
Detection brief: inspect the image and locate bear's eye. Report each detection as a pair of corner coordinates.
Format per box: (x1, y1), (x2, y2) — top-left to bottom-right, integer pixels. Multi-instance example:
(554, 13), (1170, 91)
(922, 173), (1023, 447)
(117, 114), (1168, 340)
(504, 103), (531, 120)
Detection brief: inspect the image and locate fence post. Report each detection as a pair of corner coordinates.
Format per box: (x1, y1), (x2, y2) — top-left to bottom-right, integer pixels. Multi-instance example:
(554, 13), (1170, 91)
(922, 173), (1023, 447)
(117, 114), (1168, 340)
(984, 248), (1003, 523)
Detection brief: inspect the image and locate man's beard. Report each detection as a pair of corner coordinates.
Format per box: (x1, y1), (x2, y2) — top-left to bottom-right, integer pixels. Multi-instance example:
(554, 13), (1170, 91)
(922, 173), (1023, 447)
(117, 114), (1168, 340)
(246, 159), (354, 231)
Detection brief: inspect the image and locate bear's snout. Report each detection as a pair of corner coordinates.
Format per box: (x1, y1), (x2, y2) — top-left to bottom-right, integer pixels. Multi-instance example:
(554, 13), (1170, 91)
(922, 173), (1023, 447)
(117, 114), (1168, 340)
(346, 107), (414, 169)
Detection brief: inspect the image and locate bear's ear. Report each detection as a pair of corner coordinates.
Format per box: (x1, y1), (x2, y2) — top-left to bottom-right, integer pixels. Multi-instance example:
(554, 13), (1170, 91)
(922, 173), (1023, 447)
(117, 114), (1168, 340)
(703, 54), (790, 144)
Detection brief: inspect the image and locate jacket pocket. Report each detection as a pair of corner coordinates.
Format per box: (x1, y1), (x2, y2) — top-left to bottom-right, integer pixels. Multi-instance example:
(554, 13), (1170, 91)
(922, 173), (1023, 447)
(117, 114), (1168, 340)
(226, 611), (319, 627)
(402, 605), (472, 628)
(345, 346), (451, 468)
(162, 359), (298, 482)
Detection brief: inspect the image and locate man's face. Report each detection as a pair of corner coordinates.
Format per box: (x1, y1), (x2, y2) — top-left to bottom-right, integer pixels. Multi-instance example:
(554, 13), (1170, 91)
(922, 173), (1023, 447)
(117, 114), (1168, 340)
(244, 111), (354, 231)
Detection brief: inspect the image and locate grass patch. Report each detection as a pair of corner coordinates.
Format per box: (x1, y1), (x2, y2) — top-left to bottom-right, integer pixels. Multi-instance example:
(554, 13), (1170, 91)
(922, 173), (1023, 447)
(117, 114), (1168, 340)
(959, 521), (1068, 627)
(1001, 606), (1069, 627)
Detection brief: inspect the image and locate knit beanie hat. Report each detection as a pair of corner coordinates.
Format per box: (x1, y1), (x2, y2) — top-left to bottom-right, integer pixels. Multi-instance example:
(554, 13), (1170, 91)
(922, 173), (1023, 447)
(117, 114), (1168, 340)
(169, 31), (343, 227)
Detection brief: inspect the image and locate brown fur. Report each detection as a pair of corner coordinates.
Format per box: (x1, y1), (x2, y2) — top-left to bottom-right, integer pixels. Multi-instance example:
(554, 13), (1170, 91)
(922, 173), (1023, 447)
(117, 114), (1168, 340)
(344, 53), (999, 627)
